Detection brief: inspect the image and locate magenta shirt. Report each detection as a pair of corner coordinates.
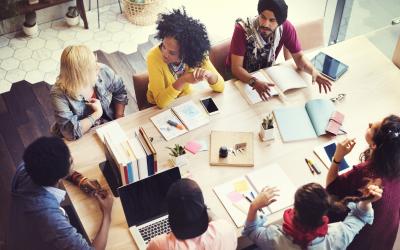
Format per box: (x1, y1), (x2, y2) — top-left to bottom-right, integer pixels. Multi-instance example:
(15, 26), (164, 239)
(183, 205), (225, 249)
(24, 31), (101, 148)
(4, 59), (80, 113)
(147, 220), (237, 250)
(327, 162), (400, 250)
(226, 20), (302, 69)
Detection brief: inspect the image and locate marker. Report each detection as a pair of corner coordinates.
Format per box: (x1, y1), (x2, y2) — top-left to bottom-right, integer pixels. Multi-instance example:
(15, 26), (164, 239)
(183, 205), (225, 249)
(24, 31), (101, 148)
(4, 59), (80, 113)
(305, 159), (315, 175)
(167, 120), (184, 130)
(306, 158), (321, 175)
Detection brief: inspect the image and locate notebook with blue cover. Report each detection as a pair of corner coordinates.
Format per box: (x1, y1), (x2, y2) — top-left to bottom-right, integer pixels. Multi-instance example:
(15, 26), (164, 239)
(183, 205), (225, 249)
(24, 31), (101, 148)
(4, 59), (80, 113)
(273, 99), (336, 142)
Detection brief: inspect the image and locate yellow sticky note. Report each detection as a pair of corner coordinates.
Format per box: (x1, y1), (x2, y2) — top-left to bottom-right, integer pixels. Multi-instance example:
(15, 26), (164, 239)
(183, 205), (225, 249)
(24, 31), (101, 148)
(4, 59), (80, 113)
(233, 180), (249, 193)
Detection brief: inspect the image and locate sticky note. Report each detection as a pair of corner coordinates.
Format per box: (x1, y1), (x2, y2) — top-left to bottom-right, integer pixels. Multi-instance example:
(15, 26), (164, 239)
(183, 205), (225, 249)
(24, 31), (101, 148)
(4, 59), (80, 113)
(227, 191), (243, 203)
(185, 140), (201, 154)
(233, 180), (249, 193)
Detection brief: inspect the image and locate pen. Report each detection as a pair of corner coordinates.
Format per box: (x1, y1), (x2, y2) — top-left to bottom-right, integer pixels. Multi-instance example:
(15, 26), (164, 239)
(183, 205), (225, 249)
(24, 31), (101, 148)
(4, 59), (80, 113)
(305, 159), (315, 175)
(167, 120), (184, 130)
(250, 191), (255, 199)
(242, 194), (265, 214)
(306, 158), (321, 175)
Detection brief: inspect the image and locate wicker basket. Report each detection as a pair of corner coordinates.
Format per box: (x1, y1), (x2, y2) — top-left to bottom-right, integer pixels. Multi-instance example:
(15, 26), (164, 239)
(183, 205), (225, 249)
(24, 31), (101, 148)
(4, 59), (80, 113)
(122, 0), (163, 26)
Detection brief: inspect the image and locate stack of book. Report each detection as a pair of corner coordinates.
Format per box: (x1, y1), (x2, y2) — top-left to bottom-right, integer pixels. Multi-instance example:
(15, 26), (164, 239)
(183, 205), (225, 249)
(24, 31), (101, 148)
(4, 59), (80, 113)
(96, 122), (157, 186)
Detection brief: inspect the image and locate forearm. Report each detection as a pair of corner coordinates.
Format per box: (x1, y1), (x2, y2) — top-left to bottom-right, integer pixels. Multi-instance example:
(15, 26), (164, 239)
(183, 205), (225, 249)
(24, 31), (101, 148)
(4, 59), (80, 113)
(293, 54), (314, 75)
(172, 75), (188, 91)
(246, 204), (259, 223)
(113, 102), (125, 119)
(92, 213), (111, 250)
(232, 65), (254, 84)
(326, 162), (339, 186)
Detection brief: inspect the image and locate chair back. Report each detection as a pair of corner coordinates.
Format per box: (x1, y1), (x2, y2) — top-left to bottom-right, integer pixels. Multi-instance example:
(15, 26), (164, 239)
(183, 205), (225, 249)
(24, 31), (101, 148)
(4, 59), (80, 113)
(132, 72), (154, 111)
(284, 17), (325, 60)
(209, 39), (231, 80)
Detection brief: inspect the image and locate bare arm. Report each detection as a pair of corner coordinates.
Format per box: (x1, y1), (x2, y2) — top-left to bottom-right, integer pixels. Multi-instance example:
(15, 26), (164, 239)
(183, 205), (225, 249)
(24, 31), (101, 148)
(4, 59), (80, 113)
(326, 138), (356, 186)
(292, 51), (332, 93)
(113, 101), (125, 119)
(92, 192), (113, 250)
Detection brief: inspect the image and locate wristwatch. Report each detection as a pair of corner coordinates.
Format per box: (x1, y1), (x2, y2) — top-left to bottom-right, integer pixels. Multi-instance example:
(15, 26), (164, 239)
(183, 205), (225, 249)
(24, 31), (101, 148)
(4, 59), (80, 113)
(248, 77), (257, 87)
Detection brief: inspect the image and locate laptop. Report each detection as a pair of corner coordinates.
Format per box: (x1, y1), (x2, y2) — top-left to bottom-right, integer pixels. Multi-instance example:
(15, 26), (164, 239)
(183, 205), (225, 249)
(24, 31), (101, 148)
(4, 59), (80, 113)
(118, 167), (181, 249)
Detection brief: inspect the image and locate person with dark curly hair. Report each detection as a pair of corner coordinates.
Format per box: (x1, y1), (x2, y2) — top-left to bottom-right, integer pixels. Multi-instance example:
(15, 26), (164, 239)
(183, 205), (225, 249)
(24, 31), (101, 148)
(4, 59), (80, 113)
(227, 0), (332, 101)
(243, 183), (382, 249)
(326, 114), (400, 250)
(7, 136), (114, 250)
(146, 8), (224, 108)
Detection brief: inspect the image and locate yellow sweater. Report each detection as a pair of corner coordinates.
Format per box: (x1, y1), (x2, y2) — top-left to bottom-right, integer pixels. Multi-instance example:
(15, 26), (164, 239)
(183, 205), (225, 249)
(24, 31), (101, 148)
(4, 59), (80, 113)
(146, 46), (225, 108)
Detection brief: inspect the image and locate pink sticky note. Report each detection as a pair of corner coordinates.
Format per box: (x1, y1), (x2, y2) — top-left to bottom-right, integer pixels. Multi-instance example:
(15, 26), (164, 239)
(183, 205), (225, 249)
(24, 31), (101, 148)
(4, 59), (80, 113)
(227, 191), (243, 203)
(185, 141), (201, 154)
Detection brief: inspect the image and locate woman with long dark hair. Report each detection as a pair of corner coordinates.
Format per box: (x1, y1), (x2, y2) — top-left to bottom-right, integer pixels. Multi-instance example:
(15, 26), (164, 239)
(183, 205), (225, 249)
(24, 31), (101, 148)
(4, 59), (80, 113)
(326, 114), (400, 250)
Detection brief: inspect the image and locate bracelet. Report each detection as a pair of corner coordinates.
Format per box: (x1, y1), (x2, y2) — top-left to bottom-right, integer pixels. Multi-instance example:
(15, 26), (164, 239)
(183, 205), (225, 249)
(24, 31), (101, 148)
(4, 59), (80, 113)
(87, 115), (95, 127)
(332, 158), (341, 165)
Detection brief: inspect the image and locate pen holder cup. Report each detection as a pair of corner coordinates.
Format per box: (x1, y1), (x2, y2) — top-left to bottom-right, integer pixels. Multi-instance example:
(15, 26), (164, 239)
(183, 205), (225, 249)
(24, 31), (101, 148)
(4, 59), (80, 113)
(259, 126), (274, 142)
(172, 155), (187, 167)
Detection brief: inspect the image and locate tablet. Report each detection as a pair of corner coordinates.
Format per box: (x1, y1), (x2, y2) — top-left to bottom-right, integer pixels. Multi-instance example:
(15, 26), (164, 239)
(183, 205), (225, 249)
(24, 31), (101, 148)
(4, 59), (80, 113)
(311, 52), (349, 81)
(313, 141), (353, 175)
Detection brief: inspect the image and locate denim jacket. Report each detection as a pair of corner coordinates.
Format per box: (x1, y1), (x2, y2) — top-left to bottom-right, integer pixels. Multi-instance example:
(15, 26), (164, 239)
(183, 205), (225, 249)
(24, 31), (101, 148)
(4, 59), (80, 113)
(242, 202), (374, 250)
(7, 164), (93, 250)
(50, 63), (128, 140)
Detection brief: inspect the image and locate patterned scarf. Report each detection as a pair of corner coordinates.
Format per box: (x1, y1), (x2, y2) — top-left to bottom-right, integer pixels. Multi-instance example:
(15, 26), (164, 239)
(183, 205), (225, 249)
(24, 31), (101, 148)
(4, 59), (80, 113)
(168, 60), (185, 80)
(282, 208), (329, 249)
(236, 16), (283, 72)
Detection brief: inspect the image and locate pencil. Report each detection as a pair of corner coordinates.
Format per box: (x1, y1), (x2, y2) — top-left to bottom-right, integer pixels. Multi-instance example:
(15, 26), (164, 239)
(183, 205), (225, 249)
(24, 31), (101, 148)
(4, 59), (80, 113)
(307, 159), (321, 175)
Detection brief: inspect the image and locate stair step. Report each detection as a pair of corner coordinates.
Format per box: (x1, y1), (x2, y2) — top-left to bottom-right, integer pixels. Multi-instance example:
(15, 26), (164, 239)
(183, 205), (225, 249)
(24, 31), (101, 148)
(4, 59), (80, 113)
(137, 41), (154, 62)
(125, 51), (147, 74)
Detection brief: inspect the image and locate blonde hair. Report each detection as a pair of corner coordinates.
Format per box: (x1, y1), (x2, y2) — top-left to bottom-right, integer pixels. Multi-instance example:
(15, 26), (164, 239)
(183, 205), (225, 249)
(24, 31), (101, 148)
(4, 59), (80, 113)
(55, 45), (97, 99)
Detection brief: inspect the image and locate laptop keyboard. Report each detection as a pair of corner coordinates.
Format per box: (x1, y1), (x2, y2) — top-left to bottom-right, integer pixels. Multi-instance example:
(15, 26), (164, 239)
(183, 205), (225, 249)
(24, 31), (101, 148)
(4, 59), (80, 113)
(138, 217), (171, 243)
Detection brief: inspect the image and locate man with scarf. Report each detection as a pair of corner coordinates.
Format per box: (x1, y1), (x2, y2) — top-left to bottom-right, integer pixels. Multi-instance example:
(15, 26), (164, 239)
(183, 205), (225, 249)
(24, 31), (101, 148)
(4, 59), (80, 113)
(242, 183), (382, 249)
(227, 0), (332, 101)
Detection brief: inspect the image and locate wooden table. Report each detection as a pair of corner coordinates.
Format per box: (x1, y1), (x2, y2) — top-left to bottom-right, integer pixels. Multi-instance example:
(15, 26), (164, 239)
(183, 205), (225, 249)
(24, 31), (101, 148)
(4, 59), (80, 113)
(63, 36), (400, 249)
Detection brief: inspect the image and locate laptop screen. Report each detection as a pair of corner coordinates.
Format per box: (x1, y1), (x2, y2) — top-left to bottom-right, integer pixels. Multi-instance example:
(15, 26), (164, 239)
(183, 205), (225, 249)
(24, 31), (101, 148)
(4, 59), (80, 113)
(118, 167), (181, 226)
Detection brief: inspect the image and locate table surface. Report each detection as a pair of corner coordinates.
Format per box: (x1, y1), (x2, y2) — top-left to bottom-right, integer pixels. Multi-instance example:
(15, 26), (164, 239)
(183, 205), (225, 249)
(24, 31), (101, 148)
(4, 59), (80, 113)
(63, 36), (400, 250)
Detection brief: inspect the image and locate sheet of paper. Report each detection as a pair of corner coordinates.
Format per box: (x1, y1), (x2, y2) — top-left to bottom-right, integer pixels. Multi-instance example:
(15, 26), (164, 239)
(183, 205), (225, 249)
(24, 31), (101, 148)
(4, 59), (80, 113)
(172, 100), (209, 131)
(246, 163), (296, 213)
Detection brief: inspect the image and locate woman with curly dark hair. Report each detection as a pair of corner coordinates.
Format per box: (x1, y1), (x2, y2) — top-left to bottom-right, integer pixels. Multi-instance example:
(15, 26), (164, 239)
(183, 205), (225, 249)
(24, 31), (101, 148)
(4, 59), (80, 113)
(326, 114), (400, 250)
(146, 8), (224, 108)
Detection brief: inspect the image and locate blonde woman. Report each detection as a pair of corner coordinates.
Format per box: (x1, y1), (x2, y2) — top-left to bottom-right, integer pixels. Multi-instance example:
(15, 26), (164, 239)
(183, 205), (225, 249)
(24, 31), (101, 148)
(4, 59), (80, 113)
(51, 45), (128, 140)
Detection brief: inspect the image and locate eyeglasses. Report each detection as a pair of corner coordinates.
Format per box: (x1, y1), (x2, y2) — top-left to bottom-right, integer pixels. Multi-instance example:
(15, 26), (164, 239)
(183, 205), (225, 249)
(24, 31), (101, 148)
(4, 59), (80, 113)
(330, 93), (346, 103)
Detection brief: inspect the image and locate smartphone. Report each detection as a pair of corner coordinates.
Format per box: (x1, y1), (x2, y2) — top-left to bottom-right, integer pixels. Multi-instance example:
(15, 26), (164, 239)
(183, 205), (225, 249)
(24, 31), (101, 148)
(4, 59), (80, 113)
(311, 52), (349, 81)
(200, 97), (219, 115)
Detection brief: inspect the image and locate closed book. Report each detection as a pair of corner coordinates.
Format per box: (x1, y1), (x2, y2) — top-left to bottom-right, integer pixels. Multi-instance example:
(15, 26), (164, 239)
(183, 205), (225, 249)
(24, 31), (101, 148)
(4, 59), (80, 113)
(139, 127), (158, 173)
(135, 129), (155, 176)
(128, 137), (148, 179)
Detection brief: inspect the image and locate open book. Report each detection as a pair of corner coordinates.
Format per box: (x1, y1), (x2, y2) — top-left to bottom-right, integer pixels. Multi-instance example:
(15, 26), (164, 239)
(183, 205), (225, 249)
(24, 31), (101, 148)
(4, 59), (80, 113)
(234, 65), (308, 105)
(150, 100), (209, 141)
(273, 99), (335, 142)
(213, 163), (297, 227)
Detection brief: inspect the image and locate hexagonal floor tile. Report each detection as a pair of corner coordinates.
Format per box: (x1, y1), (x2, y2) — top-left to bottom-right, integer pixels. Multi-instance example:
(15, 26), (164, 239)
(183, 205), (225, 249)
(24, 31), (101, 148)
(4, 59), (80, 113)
(20, 58), (39, 72)
(1, 58), (20, 71)
(0, 68), (5, 80)
(58, 30), (77, 41)
(52, 49), (63, 61)
(101, 41), (119, 53)
(45, 39), (64, 50)
(0, 79), (12, 94)
(105, 21), (123, 33)
(38, 59), (58, 73)
(112, 31), (130, 42)
(0, 36), (10, 48)
(9, 37), (28, 49)
(83, 40), (100, 51)
(25, 70), (45, 84)
(44, 71), (59, 85)
(39, 28), (59, 40)
(14, 47), (33, 61)
(75, 30), (94, 42)
(0, 46), (14, 59)
(5, 69), (26, 83)
(27, 37), (46, 50)
(118, 41), (138, 54)
(51, 20), (69, 31)
(32, 48), (52, 61)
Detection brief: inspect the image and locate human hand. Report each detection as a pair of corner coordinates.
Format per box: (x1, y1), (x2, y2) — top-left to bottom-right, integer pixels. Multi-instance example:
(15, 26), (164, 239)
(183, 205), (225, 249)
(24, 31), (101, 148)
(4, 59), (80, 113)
(86, 98), (103, 119)
(334, 138), (356, 162)
(253, 80), (275, 101)
(251, 186), (279, 211)
(312, 69), (332, 94)
(95, 191), (114, 216)
(364, 184), (383, 203)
